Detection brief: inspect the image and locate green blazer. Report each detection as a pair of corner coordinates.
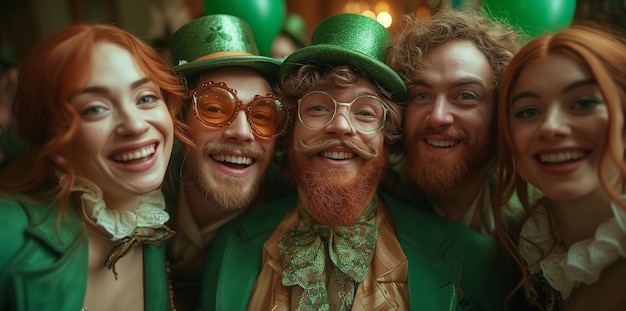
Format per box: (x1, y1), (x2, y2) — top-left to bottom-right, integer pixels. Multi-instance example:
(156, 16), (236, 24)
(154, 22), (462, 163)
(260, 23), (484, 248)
(0, 196), (170, 311)
(202, 191), (506, 311)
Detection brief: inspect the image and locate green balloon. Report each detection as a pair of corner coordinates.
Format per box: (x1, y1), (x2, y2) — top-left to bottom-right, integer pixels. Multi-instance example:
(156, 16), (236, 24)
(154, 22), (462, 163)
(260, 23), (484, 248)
(204, 0), (285, 56)
(483, 0), (576, 38)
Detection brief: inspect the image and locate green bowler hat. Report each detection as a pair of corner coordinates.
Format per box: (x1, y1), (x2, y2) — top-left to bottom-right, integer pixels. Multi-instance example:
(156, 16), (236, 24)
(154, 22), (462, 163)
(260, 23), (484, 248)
(171, 14), (281, 82)
(280, 13), (407, 102)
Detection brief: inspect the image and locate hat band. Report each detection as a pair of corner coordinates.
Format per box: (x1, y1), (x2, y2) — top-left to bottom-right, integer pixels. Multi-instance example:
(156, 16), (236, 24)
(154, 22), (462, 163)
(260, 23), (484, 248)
(194, 51), (254, 61)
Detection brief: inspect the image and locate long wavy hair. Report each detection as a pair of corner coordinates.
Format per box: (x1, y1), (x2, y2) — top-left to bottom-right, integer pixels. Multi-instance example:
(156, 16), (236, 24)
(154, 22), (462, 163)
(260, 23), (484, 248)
(0, 24), (191, 215)
(494, 25), (626, 307)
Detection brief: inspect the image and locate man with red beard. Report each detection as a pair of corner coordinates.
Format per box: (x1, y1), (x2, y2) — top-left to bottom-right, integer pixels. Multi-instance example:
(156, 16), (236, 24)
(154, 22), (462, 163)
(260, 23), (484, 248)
(202, 13), (507, 311)
(386, 10), (520, 238)
(164, 15), (292, 310)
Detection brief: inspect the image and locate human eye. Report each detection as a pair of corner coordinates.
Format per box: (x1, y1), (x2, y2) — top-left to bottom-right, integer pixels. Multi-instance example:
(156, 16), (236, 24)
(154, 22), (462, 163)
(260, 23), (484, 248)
(512, 106), (541, 120)
(352, 99), (383, 121)
(201, 102), (227, 114)
(72, 96), (110, 119)
(80, 105), (108, 117)
(138, 94), (160, 105)
(571, 96), (604, 111)
(410, 91), (430, 101)
(251, 111), (274, 128)
(457, 92), (478, 101)
(302, 97), (333, 115)
(310, 105), (329, 112)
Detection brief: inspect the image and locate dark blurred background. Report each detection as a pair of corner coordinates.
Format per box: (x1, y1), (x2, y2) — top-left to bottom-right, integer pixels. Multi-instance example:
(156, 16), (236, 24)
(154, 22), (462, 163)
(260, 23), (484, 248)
(0, 0), (624, 65)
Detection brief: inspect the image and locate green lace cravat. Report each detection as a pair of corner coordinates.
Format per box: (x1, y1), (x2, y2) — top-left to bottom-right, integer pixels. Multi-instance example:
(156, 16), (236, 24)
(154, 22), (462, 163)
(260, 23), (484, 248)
(278, 197), (378, 311)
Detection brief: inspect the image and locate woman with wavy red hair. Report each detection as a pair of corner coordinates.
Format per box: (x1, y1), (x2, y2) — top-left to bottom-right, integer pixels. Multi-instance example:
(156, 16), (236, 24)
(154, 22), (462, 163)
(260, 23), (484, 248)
(495, 25), (626, 311)
(0, 24), (189, 311)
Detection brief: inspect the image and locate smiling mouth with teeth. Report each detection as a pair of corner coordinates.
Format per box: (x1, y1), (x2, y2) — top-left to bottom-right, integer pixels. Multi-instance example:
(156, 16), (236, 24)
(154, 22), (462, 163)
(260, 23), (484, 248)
(211, 154), (254, 168)
(113, 144), (156, 162)
(321, 150), (356, 160)
(425, 139), (459, 148)
(537, 150), (588, 164)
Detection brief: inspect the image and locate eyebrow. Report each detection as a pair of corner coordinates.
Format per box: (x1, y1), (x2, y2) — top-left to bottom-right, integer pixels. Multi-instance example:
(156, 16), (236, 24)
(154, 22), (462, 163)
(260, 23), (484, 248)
(75, 77), (152, 95)
(410, 78), (487, 90)
(563, 78), (596, 93)
(511, 78), (597, 104)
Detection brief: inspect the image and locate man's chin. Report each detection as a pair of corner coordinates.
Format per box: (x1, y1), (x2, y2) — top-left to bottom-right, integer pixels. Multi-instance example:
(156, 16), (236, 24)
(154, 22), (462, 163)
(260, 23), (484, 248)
(292, 151), (388, 226)
(190, 168), (260, 211)
(408, 156), (468, 194)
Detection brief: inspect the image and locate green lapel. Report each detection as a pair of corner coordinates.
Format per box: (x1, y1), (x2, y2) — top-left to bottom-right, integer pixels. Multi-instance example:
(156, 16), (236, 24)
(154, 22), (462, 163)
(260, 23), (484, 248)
(380, 191), (460, 310)
(202, 195), (296, 310)
(144, 244), (170, 310)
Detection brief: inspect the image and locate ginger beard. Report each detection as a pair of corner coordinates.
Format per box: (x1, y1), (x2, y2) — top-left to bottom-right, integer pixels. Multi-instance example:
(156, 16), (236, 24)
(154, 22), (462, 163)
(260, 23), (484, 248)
(185, 142), (269, 212)
(405, 130), (491, 194)
(288, 137), (388, 226)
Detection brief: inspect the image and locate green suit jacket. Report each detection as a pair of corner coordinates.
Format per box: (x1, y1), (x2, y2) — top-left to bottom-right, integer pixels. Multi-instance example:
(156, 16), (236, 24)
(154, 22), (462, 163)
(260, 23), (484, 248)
(202, 191), (506, 310)
(0, 196), (170, 311)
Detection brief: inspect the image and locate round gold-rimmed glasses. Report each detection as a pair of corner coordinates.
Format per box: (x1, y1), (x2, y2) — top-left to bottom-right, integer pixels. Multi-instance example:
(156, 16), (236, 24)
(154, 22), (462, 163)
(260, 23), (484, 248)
(297, 90), (388, 134)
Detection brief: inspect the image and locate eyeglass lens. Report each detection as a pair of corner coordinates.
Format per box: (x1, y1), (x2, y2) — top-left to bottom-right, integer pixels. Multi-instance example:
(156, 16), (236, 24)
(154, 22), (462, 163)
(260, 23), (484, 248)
(193, 84), (289, 138)
(298, 92), (385, 133)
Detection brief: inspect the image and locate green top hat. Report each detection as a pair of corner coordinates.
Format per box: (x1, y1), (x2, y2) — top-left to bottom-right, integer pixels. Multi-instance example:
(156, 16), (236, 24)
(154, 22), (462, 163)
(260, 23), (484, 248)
(280, 13), (407, 102)
(171, 14), (281, 82)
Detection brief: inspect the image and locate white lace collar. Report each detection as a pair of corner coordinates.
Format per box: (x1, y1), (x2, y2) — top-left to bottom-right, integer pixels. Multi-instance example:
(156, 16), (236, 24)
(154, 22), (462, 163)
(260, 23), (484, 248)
(519, 197), (626, 299)
(65, 174), (170, 241)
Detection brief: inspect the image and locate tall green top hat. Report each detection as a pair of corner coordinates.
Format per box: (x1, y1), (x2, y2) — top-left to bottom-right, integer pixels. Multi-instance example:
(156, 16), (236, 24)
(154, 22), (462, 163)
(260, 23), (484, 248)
(280, 13), (407, 101)
(171, 14), (281, 82)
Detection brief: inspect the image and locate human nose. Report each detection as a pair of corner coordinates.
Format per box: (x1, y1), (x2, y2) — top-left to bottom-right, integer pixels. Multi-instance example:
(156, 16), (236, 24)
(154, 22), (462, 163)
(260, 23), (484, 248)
(538, 107), (571, 139)
(115, 105), (150, 136)
(427, 96), (454, 129)
(222, 110), (254, 142)
(324, 104), (356, 136)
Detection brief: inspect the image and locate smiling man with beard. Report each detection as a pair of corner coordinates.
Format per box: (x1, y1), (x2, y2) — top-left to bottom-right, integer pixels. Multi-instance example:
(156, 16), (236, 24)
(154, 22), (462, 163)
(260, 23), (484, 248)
(202, 13), (508, 311)
(386, 9), (520, 239)
(164, 15), (291, 311)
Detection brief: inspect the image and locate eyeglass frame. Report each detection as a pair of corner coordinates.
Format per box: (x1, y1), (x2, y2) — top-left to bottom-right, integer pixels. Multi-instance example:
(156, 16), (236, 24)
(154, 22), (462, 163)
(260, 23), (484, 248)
(190, 81), (290, 139)
(296, 90), (388, 134)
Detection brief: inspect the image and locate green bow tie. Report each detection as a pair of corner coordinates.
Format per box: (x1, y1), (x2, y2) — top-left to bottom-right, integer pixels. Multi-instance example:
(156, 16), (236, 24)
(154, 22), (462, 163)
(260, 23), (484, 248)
(278, 197), (378, 311)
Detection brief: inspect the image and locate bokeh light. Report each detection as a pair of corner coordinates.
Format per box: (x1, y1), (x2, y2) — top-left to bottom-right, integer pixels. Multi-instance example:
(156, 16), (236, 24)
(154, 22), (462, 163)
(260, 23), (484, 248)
(361, 9), (376, 19)
(345, 1), (359, 13)
(375, 1), (390, 13)
(416, 6), (431, 20)
(377, 11), (393, 28)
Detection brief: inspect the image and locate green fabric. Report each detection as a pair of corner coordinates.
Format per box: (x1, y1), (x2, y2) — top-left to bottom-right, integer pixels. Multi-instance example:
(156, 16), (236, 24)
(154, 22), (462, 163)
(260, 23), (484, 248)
(202, 195), (293, 310)
(202, 190), (506, 310)
(0, 196), (171, 311)
(0, 123), (27, 170)
(384, 191), (504, 310)
(278, 198), (378, 311)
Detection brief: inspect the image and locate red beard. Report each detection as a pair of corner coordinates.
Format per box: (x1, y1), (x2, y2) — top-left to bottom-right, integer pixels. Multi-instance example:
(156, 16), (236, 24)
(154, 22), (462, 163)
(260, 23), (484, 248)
(288, 137), (388, 226)
(405, 137), (489, 194)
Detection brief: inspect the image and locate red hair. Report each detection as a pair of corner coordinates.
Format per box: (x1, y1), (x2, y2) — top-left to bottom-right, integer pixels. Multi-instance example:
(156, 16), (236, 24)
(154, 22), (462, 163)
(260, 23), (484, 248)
(0, 24), (191, 213)
(494, 25), (626, 307)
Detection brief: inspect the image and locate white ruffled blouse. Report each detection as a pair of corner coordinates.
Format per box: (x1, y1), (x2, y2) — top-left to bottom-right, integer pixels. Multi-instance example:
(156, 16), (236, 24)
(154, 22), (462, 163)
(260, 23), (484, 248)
(67, 174), (170, 240)
(519, 198), (626, 299)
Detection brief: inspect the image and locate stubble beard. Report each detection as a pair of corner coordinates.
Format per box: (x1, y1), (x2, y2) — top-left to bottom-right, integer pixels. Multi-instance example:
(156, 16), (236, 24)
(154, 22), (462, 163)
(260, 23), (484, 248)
(186, 142), (268, 212)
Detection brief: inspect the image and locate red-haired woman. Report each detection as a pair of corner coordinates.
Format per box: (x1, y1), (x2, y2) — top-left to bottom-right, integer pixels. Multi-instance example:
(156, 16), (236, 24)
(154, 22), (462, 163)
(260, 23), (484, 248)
(0, 24), (189, 311)
(495, 25), (626, 311)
